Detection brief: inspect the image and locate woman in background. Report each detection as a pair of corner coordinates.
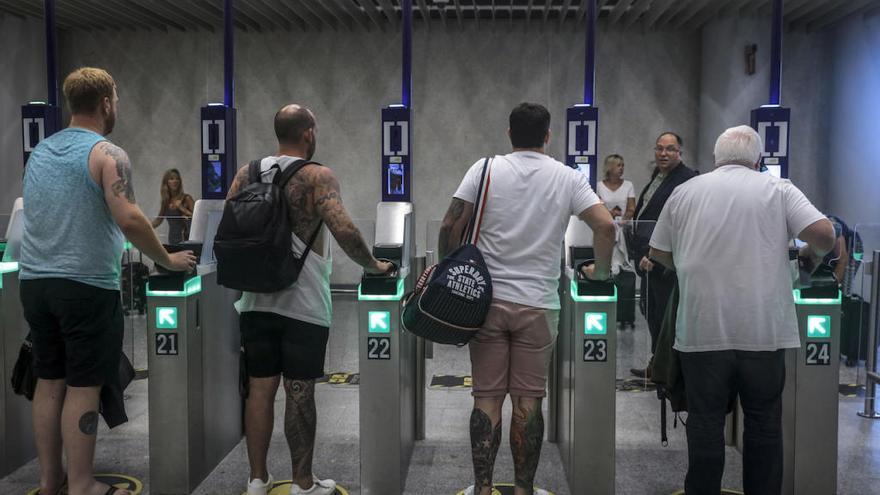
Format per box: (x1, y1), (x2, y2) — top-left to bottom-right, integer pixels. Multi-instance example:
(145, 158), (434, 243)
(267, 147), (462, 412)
(596, 154), (635, 220)
(152, 168), (194, 245)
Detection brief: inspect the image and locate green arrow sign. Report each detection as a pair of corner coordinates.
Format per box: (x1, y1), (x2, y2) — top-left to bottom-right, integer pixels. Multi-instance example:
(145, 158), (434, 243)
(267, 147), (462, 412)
(807, 315), (831, 338)
(584, 312), (607, 335)
(368, 311), (390, 333)
(156, 307), (178, 329)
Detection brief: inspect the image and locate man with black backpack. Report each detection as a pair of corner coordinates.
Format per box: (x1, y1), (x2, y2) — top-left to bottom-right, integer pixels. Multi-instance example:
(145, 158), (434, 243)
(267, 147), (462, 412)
(439, 103), (615, 495)
(224, 104), (392, 495)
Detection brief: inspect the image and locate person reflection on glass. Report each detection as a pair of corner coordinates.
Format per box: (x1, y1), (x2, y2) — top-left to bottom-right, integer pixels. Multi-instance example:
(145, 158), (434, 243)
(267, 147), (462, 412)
(151, 168), (194, 245)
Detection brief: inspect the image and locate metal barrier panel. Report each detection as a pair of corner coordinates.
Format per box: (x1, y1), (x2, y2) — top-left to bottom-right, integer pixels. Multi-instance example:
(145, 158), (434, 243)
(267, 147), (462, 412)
(0, 264), (36, 476)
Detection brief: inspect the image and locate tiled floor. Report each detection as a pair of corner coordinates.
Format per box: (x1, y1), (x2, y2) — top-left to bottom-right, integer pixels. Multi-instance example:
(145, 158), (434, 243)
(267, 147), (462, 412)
(1, 294), (879, 494)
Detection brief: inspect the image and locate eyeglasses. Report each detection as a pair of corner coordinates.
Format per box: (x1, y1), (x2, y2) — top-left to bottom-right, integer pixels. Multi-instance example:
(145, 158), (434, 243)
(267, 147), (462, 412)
(654, 146), (680, 154)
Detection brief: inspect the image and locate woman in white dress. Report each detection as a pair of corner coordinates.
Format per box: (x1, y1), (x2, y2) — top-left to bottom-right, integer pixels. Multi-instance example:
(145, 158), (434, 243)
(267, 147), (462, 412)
(596, 154), (635, 220)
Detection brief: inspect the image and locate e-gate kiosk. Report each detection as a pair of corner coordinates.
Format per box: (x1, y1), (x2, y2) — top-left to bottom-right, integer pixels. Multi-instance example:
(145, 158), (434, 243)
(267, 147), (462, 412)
(146, 3), (241, 490)
(0, 200), (36, 476)
(552, 221), (618, 495)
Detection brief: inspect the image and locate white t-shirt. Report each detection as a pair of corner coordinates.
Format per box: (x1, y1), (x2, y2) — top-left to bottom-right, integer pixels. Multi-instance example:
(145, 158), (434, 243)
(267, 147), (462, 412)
(453, 151), (601, 309)
(596, 180), (635, 218)
(649, 165), (826, 352)
(235, 155), (333, 327)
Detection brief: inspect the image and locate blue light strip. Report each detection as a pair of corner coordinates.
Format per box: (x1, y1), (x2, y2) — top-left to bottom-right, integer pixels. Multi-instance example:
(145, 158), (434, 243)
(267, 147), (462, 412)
(584, 0), (597, 105)
(402, 0), (412, 108)
(44, 0), (58, 107)
(224, 0), (235, 108)
(769, 0), (783, 105)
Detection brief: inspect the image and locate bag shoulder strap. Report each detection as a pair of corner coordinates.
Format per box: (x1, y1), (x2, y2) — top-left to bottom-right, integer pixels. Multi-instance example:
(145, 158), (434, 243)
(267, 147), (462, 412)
(247, 160), (263, 184)
(462, 157), (492, 245)
(274, 159), (322, 188)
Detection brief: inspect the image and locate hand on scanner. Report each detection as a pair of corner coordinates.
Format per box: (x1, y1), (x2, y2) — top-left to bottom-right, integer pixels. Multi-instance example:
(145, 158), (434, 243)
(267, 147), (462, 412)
(365, 259), (396, 276)
(161, 250), (197, 272)
(580, 262), (610, 282)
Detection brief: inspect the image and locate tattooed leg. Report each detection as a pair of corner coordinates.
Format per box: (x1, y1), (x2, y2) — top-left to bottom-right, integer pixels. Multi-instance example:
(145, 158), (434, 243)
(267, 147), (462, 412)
(510, 396), (544, 495)
(471, 397), (504, 495)
(284, 378), (318, 489)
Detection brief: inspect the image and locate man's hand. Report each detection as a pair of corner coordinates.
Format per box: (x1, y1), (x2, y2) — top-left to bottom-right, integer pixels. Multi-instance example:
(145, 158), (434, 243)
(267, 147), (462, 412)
(159, 250), (197, 272)
(365, 260), (395, 275)
(639, 256), (655, 272)
(581, 263), (609, 281)
(611, 206), (623, 217)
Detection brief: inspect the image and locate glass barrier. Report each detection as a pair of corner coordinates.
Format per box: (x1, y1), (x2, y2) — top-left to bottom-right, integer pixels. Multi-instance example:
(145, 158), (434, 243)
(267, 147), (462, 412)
(152, 215), (192, 245)
(121, 243), (148, 373)
(0, 214), (10, 261)
(849, 223), (880, 392)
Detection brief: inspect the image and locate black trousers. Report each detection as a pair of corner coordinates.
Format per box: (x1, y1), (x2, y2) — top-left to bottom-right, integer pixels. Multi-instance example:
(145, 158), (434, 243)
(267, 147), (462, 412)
(679, 349), (786, 495)
(639, 268), (676, 353)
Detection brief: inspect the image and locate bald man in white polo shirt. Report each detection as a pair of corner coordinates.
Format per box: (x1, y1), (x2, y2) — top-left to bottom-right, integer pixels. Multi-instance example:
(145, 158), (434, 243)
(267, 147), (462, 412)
(648, 125), (836, 494)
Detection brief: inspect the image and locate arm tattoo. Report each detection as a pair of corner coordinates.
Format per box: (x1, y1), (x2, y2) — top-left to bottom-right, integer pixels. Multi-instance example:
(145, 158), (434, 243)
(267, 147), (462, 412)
(313, 170), (374, 267)
(227, 165), (250, 199)
(283, 379), (317, 481)
(438, 198), (470, 259)
(102, 143), (135, 203)
(79, 411), (99, 435)
(470, 408), (502, 492)
(510, 399), (544, 492)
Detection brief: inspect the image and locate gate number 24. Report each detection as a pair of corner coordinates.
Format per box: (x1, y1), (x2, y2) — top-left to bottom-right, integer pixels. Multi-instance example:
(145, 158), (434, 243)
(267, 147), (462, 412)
(583, 339), (607, 362)
(805, 342), (830, 366)
(367, 337), (391, 360)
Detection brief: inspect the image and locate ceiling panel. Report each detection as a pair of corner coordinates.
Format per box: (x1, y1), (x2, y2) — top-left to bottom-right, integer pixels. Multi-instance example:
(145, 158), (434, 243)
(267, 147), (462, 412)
(1, 0), (875, 32)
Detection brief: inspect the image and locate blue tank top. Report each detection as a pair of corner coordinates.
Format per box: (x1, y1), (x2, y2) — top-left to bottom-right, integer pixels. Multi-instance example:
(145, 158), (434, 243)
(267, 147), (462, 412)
(20, 128), (124, 290)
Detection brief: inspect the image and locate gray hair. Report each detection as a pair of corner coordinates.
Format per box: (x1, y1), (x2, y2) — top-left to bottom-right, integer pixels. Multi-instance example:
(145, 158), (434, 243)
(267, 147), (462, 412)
(713, 125), (763, 168)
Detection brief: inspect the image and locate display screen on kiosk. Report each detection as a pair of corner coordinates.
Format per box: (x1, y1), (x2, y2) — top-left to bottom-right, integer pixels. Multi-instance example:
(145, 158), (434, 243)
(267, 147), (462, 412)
(387, 163), (406, 196)
(205, 161), (223, 194)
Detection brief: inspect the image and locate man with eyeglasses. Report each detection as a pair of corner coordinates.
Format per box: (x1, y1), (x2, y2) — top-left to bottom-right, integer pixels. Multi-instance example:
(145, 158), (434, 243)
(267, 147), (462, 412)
(629, 132), (698, 378)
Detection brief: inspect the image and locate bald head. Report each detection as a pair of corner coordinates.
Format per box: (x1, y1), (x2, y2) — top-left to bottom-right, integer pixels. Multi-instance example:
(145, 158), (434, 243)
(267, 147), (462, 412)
(274, 104), (316, 147)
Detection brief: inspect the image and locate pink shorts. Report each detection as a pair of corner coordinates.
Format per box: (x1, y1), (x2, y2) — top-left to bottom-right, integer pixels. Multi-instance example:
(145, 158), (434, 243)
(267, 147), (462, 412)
(469, 299), (559, 398)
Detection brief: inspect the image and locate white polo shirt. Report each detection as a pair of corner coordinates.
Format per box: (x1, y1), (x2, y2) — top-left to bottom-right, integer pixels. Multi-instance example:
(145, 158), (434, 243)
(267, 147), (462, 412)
(649, 164), (825, 352)
(454, 151), (601, 310)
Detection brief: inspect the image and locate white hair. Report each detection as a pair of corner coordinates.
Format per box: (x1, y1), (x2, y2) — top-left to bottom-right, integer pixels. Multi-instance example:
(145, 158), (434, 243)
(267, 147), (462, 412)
(713, 125), (763, 168)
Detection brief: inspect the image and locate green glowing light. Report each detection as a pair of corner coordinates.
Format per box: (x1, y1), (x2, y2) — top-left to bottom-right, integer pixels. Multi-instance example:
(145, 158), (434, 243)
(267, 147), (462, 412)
(806, 315), (831, 339)
(0, 261), (19, 290)
(368, 311), (391, 333)
(146, 276), (202, 297)
(793, 289), (841, 305)
(156, 307), (179, 329)
(357, 279), (405, 301)
(584, 312), (608, 335)
(570, 279), (618, 302)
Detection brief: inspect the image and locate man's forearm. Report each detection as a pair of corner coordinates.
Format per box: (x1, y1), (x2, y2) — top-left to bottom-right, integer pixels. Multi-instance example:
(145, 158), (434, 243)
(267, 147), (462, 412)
(123, 213), (172, 267)
(334, 223), (377, 269)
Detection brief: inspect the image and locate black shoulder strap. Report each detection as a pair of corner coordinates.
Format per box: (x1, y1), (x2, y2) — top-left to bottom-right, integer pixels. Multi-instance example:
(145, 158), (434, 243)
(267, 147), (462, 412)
(461, 157), (491, 245)
(247, 160), (262, 184)
(274, 159), (322, 188)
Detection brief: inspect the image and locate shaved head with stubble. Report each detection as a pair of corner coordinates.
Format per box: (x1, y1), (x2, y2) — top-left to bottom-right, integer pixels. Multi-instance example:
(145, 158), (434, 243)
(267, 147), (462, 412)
(274, 104), (317, 159)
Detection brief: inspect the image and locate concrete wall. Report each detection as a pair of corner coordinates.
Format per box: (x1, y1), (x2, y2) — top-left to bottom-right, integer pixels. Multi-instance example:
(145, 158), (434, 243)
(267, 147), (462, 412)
(827, 13), (880, 232)
(698, 16), (832, 208)
(55, 21), (701, 282)
(0, 14), (45, 227)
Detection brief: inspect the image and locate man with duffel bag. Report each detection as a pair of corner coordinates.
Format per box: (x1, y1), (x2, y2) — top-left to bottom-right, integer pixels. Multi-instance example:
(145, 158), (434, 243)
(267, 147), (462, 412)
(438, 103), (616, 495)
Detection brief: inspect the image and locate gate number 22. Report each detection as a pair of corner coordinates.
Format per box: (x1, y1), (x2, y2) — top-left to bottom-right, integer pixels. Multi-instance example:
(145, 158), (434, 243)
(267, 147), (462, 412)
(367, 337), (391, 360)
(583, 339), (608, 362)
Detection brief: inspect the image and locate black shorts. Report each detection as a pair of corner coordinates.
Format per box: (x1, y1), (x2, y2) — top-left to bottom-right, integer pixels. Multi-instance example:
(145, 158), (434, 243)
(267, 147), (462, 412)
(20, 278), (124, 387)
(240, 311), (329, 380)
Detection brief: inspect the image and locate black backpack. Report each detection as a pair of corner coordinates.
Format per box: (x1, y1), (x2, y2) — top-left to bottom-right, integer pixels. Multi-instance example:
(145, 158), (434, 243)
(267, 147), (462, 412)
(214, 159), (322, 293)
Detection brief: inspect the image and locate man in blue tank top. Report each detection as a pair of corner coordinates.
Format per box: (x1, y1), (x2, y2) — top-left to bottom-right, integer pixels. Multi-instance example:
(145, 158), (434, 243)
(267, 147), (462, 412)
(20, 67), (195, 495)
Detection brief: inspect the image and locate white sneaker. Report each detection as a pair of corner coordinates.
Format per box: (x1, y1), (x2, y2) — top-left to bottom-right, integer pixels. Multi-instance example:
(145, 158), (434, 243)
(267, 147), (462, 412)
(290, 475), (336, 495)
(246, 474), (274, 495)
(461, 486), (475, 495)
(533, 489), (551, 495)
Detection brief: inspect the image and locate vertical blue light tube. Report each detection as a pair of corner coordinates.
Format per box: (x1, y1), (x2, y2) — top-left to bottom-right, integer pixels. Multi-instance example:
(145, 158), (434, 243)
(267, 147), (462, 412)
(584, 0), (596, 105)
(402, 0), (412, 108)
(224, 0), (235, 107)
(769, 0), (783, 105)
(45, 0), (57, 106)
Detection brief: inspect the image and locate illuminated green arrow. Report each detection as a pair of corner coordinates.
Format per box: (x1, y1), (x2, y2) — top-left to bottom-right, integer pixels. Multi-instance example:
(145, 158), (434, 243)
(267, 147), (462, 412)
(156, 307), (178, 329)
(584, 312), (607, 335)
(807, 315), (830, 338)
(368, 311), (390, 333)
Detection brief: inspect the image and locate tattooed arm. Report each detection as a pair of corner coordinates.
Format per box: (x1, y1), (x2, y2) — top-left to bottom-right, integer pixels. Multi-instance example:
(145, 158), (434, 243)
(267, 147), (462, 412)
(226, 164), (250, 199)
(311, 167), (390, 274)
(94, 142), (194, 272)
(438, 198), (474, 260)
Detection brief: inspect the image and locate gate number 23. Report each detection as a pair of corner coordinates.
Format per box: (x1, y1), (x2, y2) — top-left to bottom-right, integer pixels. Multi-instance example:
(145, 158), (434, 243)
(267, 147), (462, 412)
(367, 337), (391, 360)
(583, 339), (607, 362)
